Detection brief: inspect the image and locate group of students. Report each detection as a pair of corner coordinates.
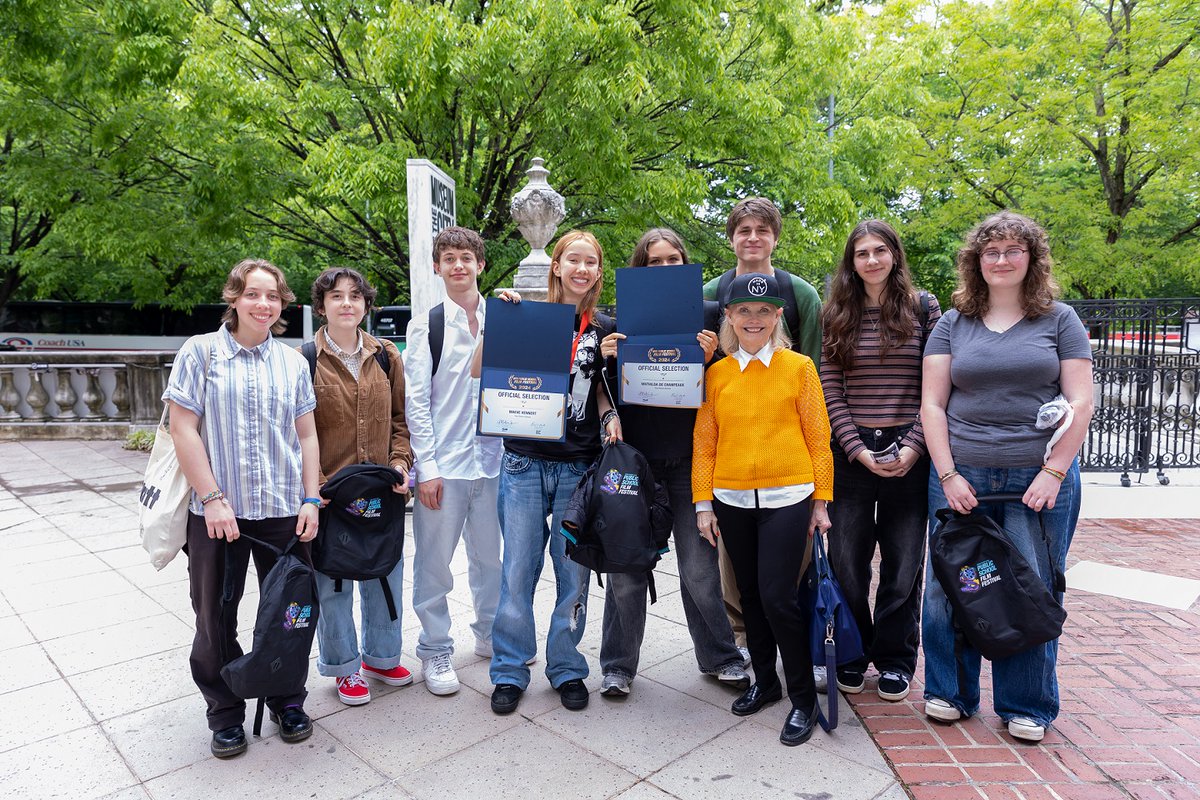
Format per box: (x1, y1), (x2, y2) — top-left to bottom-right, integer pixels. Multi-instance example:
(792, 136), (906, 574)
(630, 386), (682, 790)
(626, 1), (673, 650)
(164, 196), (1093, 758)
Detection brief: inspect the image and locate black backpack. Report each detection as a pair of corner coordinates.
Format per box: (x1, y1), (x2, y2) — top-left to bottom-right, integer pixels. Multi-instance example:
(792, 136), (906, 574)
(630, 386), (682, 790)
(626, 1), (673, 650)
(315, 463), (406, 620)
(219, 534), (319, 735)
(930, 493), (1066, 665)
(560, 440), (672, 601)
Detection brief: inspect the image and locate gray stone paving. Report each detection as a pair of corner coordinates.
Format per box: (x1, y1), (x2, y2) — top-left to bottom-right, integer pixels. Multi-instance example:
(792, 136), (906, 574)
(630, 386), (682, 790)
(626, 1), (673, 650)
(0, 440), (901, 800)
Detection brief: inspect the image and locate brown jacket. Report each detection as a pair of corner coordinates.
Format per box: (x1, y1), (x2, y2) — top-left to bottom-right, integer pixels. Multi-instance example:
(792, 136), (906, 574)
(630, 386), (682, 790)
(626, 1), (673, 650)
(306, 327), (412, 485)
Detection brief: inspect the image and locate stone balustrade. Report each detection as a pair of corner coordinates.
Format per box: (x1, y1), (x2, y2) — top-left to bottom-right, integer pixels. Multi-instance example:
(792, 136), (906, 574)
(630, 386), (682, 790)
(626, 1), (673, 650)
(0, 351), (175, 439)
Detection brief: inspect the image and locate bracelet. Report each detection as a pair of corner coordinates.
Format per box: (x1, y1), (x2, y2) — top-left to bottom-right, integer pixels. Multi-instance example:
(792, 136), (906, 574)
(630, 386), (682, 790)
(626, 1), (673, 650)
(1041, 466), (1066, 482)
(199, 490), (224, 505)
(601, 409), (619, 428)
(301, 497), (322, 507)
(938, 469), (959, 484)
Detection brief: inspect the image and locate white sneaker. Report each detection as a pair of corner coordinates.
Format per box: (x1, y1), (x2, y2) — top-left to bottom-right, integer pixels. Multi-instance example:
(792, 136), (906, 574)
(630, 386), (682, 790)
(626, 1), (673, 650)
(1007, 717), (1045, 742)
(924, 697), (962, 722)
(813, 665), (828, 694)
(422, 653), (460, 696)
(737, 646), (751, 668)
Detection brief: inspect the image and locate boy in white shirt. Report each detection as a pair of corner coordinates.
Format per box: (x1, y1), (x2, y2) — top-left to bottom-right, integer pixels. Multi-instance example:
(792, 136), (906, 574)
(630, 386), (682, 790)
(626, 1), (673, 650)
(404, 227), (504, 696)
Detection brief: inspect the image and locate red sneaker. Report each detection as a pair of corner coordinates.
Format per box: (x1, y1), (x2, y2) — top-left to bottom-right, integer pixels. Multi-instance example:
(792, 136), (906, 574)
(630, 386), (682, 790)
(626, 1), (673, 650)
(362, 662), (414, 687)
(335, 672), (371, 706)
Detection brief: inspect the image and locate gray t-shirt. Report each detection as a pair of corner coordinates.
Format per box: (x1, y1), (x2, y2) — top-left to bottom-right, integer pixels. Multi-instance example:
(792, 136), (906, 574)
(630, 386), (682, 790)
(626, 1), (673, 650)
(925, 301), (1092, 467)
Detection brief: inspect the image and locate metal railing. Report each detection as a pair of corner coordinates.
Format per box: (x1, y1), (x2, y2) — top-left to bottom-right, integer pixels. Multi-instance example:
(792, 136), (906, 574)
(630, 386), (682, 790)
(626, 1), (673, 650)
(1067, 298), (1200, 485)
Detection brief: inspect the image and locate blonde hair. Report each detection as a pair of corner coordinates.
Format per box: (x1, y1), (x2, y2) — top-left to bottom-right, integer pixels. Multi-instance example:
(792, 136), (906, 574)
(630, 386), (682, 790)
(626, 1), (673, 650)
(548, 230), (603, 315)
(718, 307), (792, 356)
(221, 258), (295, 335)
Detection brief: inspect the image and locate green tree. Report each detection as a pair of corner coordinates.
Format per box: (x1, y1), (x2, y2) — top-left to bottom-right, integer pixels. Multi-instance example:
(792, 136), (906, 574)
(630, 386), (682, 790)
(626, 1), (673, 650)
(856, 0), (1200, 298)
(171, 0), (850, 302)
(0, 0), (260, 310)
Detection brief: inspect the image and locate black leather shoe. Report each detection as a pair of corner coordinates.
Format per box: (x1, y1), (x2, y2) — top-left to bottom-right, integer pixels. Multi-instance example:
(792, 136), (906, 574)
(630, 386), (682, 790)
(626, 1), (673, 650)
(210, 725), (247, 758)
(491, 683), (524, 715)
(731, 682), (783, 716)
(556, 678), (590, 711)
(780, 704), (820, 746)
(268, 706), (313, 743)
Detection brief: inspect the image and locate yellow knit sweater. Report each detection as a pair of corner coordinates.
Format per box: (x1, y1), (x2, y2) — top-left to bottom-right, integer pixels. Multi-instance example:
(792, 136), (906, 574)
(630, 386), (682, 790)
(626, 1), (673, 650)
(692, 349), (834, 503)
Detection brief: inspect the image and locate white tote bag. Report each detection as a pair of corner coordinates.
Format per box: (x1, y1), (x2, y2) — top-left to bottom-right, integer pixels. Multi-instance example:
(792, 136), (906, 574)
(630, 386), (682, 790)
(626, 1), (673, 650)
(139, 335), (214, 570)
(139, 405), (193, 570)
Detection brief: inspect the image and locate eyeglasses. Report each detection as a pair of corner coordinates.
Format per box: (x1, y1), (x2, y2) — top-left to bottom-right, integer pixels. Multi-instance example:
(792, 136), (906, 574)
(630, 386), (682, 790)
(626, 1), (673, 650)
(980, 248), (1028, 264)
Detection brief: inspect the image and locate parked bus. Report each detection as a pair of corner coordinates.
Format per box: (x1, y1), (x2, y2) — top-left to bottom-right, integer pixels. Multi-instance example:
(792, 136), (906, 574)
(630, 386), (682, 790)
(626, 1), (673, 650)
(0, 301), (314, 351)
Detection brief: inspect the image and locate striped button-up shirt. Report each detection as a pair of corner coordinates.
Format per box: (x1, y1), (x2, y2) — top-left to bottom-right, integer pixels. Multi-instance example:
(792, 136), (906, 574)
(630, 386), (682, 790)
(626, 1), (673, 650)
(164, 325), (317, 519)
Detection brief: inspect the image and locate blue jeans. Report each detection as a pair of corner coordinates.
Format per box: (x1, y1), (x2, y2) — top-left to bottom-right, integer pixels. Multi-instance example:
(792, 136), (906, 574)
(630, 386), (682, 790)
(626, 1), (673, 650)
(412, 475), (502, 661)
(314, 556), (406, 678)
(922, 460), (1080, 727)
(601, 458), (741, 679)
(490, 452), (591, 690)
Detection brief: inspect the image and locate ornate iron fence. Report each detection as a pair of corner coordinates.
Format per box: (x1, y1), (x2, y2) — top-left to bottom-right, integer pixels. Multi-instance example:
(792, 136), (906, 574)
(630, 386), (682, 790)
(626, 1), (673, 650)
(1067, 298), (1200, 485)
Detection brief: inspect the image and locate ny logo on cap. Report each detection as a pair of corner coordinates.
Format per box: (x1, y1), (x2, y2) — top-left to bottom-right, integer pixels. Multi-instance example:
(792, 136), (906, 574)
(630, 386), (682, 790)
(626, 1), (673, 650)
(748, 276), (769, 296)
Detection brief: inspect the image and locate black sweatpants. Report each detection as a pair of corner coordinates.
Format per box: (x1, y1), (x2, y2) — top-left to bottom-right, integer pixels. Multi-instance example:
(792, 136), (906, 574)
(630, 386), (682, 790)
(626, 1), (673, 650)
(715, 497), (816, 712)
(185, 512), (312, 731)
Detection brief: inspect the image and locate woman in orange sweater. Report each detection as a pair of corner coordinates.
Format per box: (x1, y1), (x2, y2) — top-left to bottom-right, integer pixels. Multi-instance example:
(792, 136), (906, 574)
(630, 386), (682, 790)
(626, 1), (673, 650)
(693, 272), (833, 747)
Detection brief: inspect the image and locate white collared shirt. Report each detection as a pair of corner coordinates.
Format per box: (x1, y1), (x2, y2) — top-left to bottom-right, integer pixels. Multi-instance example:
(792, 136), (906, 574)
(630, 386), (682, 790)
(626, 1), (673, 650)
(729, 345), (775, 371)
(403, 295), (503, 481)
(695, 343), (814, 512)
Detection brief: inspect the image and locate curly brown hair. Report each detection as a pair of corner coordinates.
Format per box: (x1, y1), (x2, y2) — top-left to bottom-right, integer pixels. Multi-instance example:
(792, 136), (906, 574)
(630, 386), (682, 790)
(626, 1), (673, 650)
(220, 258), (295, 335)
(821, 220), (919, 369)
(952, 211), (1059, 319)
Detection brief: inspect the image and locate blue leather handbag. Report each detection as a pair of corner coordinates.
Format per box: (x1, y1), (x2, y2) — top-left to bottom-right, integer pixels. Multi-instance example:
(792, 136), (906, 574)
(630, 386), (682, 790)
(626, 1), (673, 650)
(801, 529), (864, 731)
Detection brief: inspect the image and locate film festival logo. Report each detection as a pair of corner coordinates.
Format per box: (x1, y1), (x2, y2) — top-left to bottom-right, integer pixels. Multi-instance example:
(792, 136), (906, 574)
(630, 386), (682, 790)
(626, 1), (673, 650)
(508, 375), (543, 391)
(647, 347), (682, 363)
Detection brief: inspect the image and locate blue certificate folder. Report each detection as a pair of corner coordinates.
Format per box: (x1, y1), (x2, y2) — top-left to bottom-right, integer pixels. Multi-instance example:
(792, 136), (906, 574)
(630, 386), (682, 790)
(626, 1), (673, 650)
(615, 264), (706, 407)
(477, 298), (572, 441)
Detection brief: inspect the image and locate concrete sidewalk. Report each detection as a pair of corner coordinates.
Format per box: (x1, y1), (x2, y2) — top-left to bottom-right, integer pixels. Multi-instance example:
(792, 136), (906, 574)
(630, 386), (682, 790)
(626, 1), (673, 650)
(0, 440), (904, 800)
(3, 440), (1198, 800)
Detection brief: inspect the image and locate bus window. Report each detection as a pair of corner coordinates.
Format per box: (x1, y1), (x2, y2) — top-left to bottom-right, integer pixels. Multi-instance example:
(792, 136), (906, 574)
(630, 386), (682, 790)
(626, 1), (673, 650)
(0, 301), (313, 351)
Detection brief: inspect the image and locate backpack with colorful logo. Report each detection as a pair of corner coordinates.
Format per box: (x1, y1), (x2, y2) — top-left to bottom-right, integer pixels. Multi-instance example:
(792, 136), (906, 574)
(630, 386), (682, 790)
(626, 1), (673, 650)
(314, 462), (406, 620)
(930, 494), (1066, 662)
(220, 534), (319, 734)
(560, 440), (672, 600)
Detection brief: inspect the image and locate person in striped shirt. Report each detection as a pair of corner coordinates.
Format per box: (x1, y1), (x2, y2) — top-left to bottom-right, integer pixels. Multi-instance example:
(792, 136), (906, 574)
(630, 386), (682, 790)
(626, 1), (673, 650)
(819, 220), (941, 703)
(165, 258), (321, 759)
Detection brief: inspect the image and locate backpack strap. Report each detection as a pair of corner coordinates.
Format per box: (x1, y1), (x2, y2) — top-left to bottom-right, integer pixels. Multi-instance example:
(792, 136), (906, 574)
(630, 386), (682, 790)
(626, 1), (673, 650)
(374, 344), (390, 376)
(428, 302), (445, 377)
(379, 576), (399, 621)
(917, 291), (932, 353)
(647, 571), (657, 605)
(773, 268), (801, 348)
(302, 340), (317, 380)
(253, 698), (267, 737)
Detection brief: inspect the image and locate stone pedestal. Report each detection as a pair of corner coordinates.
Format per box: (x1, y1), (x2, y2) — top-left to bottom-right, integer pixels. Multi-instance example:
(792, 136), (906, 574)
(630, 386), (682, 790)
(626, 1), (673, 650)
(509, 157), (565, 302)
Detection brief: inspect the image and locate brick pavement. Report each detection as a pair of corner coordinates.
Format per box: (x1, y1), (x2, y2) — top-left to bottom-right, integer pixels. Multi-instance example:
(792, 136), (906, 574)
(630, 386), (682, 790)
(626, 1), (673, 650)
(850, 518), (1200, 800)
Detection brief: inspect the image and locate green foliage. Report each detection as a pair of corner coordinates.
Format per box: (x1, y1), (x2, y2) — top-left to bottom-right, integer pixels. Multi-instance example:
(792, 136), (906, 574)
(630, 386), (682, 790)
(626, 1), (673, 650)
(0, 0), (1196, 313)
(123, 428), (156, 452)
